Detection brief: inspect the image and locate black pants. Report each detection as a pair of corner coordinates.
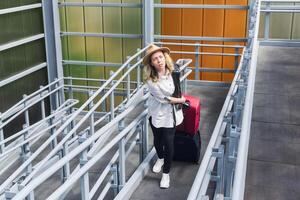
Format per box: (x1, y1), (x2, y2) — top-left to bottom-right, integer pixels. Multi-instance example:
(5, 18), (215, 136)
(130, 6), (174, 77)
(149, 117), (175, 174)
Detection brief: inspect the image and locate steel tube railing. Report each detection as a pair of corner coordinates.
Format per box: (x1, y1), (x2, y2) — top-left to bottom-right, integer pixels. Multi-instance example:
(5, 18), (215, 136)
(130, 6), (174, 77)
(62, 60), (122, 67)
(0, 34), (44, 52)
(1, 78), (62, 121)
(0, 62), (47, 88)
(11, 55), (192, 199)
(232, 0), (261, 199)
(0, 85), (63, 130)
(12, 95), (148, 200)
(18, 51), (147, 186)
(61, 32), (143, 39)
(261, 9), (300, 13)
(154, 4), (248, 10)
(0, 3), (42, 15)
(155, 41), (244, 48)
(47, 110), (148, 200)
(262, 0), (300, 2)
(59, 2), (142, 8)
(187, 48), (245, 199)
(0, 100), (77, 155)
(171, 51), (242, 57)
(154, 35), (247, 42)
(0, 45), (151, 194)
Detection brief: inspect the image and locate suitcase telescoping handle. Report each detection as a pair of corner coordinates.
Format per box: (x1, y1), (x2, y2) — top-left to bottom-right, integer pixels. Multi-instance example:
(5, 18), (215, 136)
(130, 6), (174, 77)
(182, 101), (190, 109)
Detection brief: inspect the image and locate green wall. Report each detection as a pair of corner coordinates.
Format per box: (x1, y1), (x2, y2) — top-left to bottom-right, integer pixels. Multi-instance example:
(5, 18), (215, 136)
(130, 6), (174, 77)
(0, 0), (47, 113)
(0, 0), (48, 137)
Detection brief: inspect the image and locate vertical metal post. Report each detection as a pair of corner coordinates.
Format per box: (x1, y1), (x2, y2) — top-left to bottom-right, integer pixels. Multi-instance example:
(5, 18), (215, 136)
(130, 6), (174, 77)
(234, 47), (239, 71)
(223, 115), (232, 198)
(60, 116), (70, 182)
(42, 0), (65, 110)
(137, 48), (141, 88)
(54, 79), (60, 110)
(23, 95), (30, 127)
(110, 71), (115, 121)
(100, 90), (107, 113)
(110, 164), (119, 196)
(49, 113), (57, 149)
(195, 43), (200, 80)
(88, 91), (95, 138)
(79, 135), (89, 200)
(142, 88), (149, 158)
(137, 124), (143, 163)
(212, 146), (225, 195)
(0, 113), (4, 153)
(21, 98), (35, 200)
(40, 86), (46, 119)
(143, 0), (154, 46)
(118, 106), (126, 191)
(234, 82), (246, 128)
(68, 78), (73, 99)
(142, 118), (149, 159)
(126, 56), (131, 101)
(224, 125), (239, 198)
(264, 2), (270, 40)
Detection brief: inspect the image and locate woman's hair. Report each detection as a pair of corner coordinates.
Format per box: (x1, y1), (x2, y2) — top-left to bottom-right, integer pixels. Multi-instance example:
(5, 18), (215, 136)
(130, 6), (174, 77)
(143, 52), (174, 82)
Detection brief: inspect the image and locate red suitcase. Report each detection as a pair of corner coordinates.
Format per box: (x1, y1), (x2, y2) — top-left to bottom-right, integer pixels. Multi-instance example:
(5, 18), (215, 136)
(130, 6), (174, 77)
(176, 95), (201, 135)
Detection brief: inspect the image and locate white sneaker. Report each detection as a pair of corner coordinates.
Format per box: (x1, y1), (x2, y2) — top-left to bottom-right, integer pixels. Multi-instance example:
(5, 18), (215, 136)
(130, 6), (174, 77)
(160, 173), (170, 189)
(152, 158), (164, 173)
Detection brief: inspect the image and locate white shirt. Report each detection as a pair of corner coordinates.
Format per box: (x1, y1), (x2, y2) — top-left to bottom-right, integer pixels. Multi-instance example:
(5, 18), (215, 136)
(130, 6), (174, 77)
(146, 73), (175, 128)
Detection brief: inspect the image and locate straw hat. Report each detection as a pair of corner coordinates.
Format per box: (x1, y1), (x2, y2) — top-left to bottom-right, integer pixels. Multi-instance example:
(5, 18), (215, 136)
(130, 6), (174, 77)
(142, 44), (170, 66)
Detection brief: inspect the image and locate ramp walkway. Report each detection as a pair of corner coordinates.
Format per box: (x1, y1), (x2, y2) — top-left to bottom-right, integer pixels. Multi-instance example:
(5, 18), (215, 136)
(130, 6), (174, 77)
(245, 46), (300, 200)
(130, 85), (228, 200)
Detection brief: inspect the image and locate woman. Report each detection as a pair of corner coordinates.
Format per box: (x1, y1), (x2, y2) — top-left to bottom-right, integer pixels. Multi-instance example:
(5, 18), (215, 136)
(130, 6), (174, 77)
(143, 45), (186, 189)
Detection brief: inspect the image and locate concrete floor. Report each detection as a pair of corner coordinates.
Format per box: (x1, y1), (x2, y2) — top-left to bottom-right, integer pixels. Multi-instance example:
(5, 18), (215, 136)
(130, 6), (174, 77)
(244, 46), (300, 200)
(130, 85), (229, 200)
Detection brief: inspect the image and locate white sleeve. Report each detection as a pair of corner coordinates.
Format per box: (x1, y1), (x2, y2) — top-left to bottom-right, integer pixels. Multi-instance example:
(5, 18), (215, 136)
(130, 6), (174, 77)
(147, 80), (170, 104)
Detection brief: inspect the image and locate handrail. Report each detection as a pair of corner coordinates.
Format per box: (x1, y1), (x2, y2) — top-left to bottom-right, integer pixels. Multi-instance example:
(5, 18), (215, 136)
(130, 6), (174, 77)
(0, 78), (62, 121)
(12, 57), (192, 199)
(0, 44), (151, 194)
(187, 47), (245, 200)
(154, 41), (244, 49)
(12, 92), (149, 200)
(0, 85), (63, 129)
(48, 111), (148, 199)
(232, 0), (261, 199)
(0, 100), (78, 154)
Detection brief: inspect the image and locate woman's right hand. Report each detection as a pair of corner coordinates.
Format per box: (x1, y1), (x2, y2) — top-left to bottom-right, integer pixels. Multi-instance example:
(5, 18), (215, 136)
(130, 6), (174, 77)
(180, 96), (186, 104)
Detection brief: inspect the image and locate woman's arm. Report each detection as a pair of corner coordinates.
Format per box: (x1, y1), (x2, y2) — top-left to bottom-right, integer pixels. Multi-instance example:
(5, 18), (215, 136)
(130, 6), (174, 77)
(165, 96), (186, 104)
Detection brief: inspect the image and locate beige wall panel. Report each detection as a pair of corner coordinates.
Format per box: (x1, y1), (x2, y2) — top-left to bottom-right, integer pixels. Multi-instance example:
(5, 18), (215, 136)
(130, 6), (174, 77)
(65, 0), (87, 105)
(292, 3), (300, 39)
(269, 3), (293, 39)
(122, 0), (142, 85)
(59, 0), (70, 77)
(84, 0), (105, 86)
(103, 0), (123, 107)
(258, 12), (266, 38)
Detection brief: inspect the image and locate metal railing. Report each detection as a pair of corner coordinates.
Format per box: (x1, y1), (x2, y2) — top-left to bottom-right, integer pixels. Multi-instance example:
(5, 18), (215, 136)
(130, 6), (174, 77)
(3, 47), (192, 199)
(0, 44), (151, 198)
(155, 42), (244, 82)
(187, 0), (260, 199)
